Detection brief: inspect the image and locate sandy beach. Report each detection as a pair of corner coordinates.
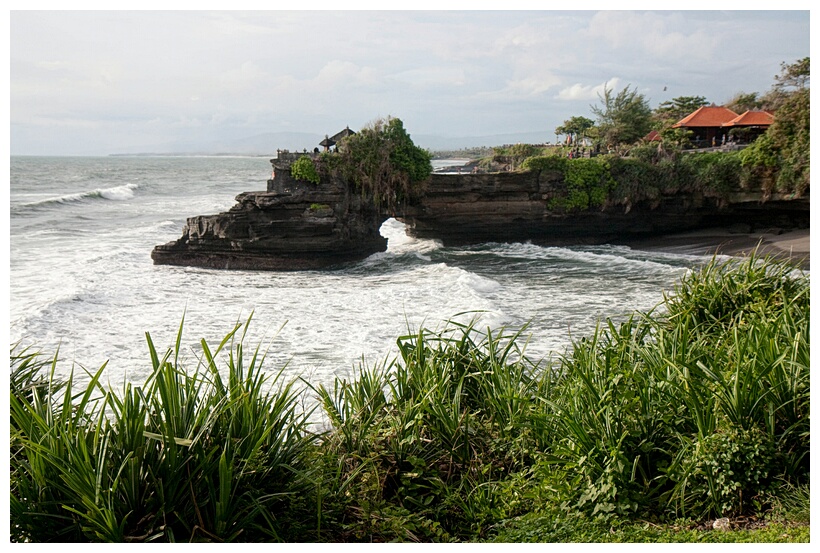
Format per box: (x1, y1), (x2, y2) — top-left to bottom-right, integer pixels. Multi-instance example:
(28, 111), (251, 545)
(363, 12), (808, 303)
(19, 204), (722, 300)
(621, 227), (810, 270)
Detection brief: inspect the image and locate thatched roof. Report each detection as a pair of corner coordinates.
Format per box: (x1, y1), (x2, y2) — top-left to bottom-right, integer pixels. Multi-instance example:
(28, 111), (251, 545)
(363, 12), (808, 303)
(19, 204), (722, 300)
(329, 126), (356, 142)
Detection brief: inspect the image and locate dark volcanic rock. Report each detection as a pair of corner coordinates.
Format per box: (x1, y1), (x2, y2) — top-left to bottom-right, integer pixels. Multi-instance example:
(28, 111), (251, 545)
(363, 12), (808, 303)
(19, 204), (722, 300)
(151, 170), (387, 271)
(152, 159), (809, 271)
(397, 172), (809, 247)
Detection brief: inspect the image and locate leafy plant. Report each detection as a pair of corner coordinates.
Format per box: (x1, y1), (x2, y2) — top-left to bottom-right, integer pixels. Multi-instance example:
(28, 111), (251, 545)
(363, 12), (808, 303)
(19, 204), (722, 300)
(332, 116), (432, 211)
(520, 155), (567, 174)
(10, 253), (810, 542)
(291, 156), (321, 185)
(591, 84), (653, 147)
(11, 317), (315, 543)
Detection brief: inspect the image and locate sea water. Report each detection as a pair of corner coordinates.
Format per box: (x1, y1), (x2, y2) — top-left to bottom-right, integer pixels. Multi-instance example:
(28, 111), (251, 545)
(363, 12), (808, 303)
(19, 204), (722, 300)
(9, 156), (713, 395)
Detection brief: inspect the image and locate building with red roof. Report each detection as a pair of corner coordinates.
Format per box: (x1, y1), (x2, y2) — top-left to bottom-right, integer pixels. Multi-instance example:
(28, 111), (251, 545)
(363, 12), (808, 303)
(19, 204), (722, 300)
(723, 110), (774, 128)
(721, 110), (774, 142)
(672, 104), (739, 147)
(642, 129), (662, 142)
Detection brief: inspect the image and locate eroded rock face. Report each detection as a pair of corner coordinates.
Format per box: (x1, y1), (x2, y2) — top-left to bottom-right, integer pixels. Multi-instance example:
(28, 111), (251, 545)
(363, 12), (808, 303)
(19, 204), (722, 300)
(152, 163), (809, 271)
(151, 171), (387, 271)
(398, 171), (809, 246)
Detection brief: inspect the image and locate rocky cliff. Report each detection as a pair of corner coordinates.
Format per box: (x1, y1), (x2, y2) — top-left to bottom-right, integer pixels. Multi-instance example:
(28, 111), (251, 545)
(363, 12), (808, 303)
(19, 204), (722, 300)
(152, 162), (809, 271)
(151, 167), (387, 270)
(399, 170), (809, 246)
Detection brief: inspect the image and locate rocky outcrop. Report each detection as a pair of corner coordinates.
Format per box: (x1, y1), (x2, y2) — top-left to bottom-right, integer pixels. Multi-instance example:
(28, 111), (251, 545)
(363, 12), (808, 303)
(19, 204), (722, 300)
(152, 162), (809, 271)
(151, 168), (387, 270)
(398, 171), (810, 246)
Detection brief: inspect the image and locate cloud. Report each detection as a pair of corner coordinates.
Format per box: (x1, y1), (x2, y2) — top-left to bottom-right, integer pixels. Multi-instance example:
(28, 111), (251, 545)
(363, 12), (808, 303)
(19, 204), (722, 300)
(557, 78), (621, 101)
(389, 66), (466, 88)
(217, 61), (277, 94)
(500, 75), (563, 98)
(584, 11), (718, 62)
(315, 60), (378, 87)
(9, 10), (810, 155)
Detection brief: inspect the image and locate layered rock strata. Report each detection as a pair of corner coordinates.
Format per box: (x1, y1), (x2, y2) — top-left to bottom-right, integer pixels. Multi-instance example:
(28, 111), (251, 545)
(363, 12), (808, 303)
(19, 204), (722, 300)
(151, 170), (387, 270)
(153, 163), (809, 271)
(398, 171), (809, 246)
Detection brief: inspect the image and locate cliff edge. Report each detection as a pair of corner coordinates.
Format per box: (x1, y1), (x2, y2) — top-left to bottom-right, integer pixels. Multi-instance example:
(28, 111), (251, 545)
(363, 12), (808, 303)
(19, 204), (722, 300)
(152, 159), (809, 271)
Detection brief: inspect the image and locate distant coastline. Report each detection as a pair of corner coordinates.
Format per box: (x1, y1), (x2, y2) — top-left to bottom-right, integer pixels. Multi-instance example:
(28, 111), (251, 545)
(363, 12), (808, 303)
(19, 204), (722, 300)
(107, 152), (272, 157)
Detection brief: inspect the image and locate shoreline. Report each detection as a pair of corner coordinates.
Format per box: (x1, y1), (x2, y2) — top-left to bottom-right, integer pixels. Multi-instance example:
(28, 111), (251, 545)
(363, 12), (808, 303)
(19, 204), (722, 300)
(620, 227), (810, 270)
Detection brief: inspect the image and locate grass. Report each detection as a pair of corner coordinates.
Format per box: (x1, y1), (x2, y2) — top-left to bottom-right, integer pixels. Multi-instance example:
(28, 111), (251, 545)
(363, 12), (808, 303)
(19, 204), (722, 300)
(491, 510), (810, 543)
(10, 253), (809, 542)
(11, 315), (315, 542)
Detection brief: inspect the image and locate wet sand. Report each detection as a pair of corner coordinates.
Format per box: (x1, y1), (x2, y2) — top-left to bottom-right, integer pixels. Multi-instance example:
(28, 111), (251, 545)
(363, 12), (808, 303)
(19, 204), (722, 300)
(621, 227), (810, 270)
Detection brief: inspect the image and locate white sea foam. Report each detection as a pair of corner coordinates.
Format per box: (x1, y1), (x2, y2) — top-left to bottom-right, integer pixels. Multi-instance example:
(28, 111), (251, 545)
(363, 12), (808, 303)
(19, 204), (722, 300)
(99, 183), (139, 201)
(10, 156), (710, 399)
(17, 182), (141, 209)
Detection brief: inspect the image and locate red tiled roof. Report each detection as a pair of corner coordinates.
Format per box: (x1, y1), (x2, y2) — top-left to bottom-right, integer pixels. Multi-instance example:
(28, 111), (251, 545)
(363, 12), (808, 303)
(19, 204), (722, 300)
(722, 110), (774, 127)
(672, 105), (739, 128)
(643, 130), (662, 142)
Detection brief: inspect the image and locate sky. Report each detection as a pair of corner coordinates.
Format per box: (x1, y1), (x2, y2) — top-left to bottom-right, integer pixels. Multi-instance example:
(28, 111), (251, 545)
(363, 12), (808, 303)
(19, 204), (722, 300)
(7, 5), (812, 155)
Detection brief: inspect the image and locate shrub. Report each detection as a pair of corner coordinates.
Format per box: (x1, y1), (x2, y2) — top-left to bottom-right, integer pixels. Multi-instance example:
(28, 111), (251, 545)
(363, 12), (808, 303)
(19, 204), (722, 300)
(332, 117), (432, 210)
(669, 426), (779, 518)
(10, 254), (809, 542)
(542, 254), (809, 521)
(10, 317), (315, 542)
(313, 320), (545, 539)
(520, 155), (567, 174)
(606, 156), (662, 205)
(291, 156), (321, 185)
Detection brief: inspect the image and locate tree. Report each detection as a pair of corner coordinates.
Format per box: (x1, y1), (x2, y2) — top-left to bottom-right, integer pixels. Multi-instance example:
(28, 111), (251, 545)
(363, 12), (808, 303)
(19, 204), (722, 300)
(555, 116), (595, 145)
(332, 116), (432, 210)
(725, 92), (762, 114)
(775, 56), (810, 91)
(654, 96), (709, 125)
(756, 57), (812, 113)
(740, 57), (810, 196)
(590, 85), (653, 147)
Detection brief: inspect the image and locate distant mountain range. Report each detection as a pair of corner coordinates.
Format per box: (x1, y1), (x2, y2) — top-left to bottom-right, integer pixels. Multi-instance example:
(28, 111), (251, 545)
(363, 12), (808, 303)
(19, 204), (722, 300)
(116, 130), (551, 156)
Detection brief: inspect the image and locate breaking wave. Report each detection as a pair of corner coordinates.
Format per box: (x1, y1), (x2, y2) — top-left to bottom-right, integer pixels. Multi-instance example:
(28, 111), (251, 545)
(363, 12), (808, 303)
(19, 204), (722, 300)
(14, 183), (142, 211)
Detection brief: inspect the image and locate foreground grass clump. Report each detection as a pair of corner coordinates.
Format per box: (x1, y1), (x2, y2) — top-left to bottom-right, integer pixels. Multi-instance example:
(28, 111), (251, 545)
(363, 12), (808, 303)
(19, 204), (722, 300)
(309, 322), (549, 541)
(11, 318), (315, 542)
(10, 254), (809, 542)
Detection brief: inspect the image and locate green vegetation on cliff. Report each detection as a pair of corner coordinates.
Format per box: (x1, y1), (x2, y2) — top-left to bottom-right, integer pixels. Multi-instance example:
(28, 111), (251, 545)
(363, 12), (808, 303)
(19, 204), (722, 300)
(324, 116), (432, 211)
(512, 140), (803, 212)
(11, 254), (809, 542)
(739, 58), (810, 197)
(290, 155), (322, 185)
(544, 58), (809, 198)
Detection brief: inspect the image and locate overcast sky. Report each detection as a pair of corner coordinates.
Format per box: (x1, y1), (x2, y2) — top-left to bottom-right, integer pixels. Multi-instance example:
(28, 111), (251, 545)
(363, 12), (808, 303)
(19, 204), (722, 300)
(8, 7), (811, 155)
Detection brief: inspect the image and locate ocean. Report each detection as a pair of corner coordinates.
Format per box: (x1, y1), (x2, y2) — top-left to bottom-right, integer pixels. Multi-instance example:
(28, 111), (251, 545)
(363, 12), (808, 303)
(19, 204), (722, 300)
(9, 155), (715, 396)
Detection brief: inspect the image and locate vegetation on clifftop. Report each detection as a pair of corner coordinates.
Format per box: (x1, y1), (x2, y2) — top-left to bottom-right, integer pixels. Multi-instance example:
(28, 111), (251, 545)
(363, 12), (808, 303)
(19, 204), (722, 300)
(290, 155), (322, 185)
(527, 58), (809, 205)
(324, 116), (432, 211)
(11, 254), (809, 542)
(739, 58), (810, 197)
(519, 148), (763, 212)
